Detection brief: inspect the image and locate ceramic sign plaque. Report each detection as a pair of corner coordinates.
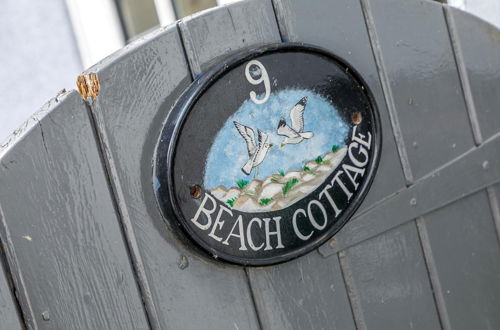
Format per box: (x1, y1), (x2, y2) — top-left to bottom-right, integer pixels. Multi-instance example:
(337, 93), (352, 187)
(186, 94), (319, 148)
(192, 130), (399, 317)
(154, 43), (381, 265)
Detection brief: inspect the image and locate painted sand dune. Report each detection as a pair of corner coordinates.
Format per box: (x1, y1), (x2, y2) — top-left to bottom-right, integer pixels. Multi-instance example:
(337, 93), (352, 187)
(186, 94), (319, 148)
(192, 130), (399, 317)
(210, 147), (347, 212)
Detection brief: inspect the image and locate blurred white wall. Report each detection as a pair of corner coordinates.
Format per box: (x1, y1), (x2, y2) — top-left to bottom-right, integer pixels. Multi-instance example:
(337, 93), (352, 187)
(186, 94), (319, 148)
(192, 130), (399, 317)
(0, 0), (82, 143)
(0, 0), (498, 144)
(449, 0), (500, 28)
(66, 0), (125, 69)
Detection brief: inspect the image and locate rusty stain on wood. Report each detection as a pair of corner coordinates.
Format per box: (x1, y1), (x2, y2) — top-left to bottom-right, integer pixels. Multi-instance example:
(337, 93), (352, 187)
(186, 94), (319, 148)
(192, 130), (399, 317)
(76, 73), (100, 101)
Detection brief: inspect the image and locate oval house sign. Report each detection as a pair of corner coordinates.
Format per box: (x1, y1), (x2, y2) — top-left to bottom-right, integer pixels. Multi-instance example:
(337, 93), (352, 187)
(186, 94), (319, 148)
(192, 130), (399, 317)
(154, 44), (381, 265)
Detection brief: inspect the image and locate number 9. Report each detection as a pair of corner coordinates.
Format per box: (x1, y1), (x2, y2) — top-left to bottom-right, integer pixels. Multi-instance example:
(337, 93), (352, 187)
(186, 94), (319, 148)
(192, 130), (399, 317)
(245, 60), (270, 104)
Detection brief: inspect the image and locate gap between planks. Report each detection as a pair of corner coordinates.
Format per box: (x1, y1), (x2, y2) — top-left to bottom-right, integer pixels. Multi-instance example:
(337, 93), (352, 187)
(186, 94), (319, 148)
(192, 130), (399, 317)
(83, 100), (161, 330)
(319, 130), (500, 257)
(177, 21), (202, 79)
(176, 12), (269, 329)
(338, 251), (367, 330)
(486, 186), (500, 247)
(0, 205), (37, 330)
(0, 236), (30, 329)
(244, 268), (264, 330)
(415, 217), (452, 330)
(443, 5), (483, 146)
(359, 0), (414, 186)
(270, 0), (288, 42)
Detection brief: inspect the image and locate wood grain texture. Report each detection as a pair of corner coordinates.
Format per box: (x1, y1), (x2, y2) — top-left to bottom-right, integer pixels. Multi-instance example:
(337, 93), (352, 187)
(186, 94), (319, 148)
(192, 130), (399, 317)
(443, 6), (482, 145)
(320, 131), (500, 257)
(447, 6), (500, 142)
(81, 13), (279, 328)
(0, 250), (23, 330)
(272, 0), (406, 212)
(0, 91), (149, 329)
(179, 0), (281, 77)
(343, 222), (441, 329)
(421, 191), (500, 329)
(489, 184), (500, 243)
(415, 217), (452, 330)
(365, 0), (474, 180)
(179, 3), (356, 330)
(248, 252), (356, 330)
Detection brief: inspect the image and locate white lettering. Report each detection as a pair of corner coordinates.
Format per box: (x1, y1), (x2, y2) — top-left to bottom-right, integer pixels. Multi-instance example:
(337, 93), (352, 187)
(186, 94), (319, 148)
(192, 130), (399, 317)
(247, 218), (265, 251)
(263, 217), (285, 250)
(209, 205), (232, 241)
(352, 126), (372, 150)
(245, 60), (270, 104)
(331, 171), (353, 200)
(342, 163), (366, 190)
(348, 142), (369, 168)
(307, 200), (328, 230)
(190, 193), (217, 230)
(222, 215), (247, 251)
(319, 184), (342, 217)
(292, 209), (313, 241)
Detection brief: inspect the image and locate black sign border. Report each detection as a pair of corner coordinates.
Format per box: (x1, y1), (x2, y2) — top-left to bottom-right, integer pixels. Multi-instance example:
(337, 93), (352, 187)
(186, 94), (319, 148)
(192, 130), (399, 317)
(153, 43), (382, 266)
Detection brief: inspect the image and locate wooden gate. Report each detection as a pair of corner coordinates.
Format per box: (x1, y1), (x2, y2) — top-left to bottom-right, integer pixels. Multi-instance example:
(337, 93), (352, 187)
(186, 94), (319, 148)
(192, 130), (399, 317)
(1, 0), (499, 329)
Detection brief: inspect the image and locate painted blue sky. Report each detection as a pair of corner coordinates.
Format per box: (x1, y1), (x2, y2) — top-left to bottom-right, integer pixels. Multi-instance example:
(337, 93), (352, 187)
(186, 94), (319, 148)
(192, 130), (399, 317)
(204, 89), (349, 188)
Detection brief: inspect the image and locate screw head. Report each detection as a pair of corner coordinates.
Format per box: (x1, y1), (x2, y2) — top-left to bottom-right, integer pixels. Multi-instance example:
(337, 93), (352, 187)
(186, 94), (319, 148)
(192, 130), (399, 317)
(190, 185), (202, 199)
(42, 311), (50, 321)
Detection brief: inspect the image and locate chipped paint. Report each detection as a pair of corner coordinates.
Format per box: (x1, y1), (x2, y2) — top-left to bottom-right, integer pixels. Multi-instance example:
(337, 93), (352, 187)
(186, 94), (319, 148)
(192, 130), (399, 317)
(76, 73), (100, 101)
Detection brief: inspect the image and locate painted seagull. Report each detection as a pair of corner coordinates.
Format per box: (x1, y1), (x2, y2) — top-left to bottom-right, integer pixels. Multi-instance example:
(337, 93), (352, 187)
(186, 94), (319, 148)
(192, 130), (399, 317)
(234, 121), (273, 175)
(277, 96), (314, 147)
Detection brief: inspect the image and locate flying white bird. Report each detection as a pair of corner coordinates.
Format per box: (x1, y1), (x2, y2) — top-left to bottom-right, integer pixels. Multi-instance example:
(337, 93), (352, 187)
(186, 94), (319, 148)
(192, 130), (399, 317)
(277, 96), (314, 146)
(234, 121), (273, 175)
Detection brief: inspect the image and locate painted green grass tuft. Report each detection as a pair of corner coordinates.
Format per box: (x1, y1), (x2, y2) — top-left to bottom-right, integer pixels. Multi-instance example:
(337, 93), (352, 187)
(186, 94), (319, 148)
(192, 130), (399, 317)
(226, 197), (237, 208)
(332, 145), (340, 152)
(282, 178), (299, 196)
(278, 169), (285, 176)
(315, 156), (323, 164)
(259, 198), (273, 206)
(271, 177), (280, 183)
(303, 165), (315, 175)
(236, 179), (249, 189)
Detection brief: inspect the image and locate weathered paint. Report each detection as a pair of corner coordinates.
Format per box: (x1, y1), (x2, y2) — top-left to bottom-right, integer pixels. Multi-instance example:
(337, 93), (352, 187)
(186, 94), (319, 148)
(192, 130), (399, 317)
(0, 0), (498, 329)
(0, 91), (149, 329)
(343, 222), (441, 329)
(421, 191), (500, 329)
(0, 247), (23, 329)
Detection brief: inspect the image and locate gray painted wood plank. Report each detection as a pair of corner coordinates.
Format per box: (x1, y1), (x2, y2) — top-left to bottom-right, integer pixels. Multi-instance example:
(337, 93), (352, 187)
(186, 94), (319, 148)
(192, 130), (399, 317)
(421, 190), (500, 329)
(180, 0), (281, 77)
(447, 7), (500, 142)
(343, 222), (441, 329)
(490, 184), (500, 243)
(272, 0), (406, 212)
(248, 252), (356, 330)
(320, 130), (500, 257)
(415, 217), (452, 330)
(82, 7), (281, 326)
(0, 251), (23, 330)
(443, 6), (483, 145)
(0, 91), (149, 329)
(365, 0), (474, 180)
